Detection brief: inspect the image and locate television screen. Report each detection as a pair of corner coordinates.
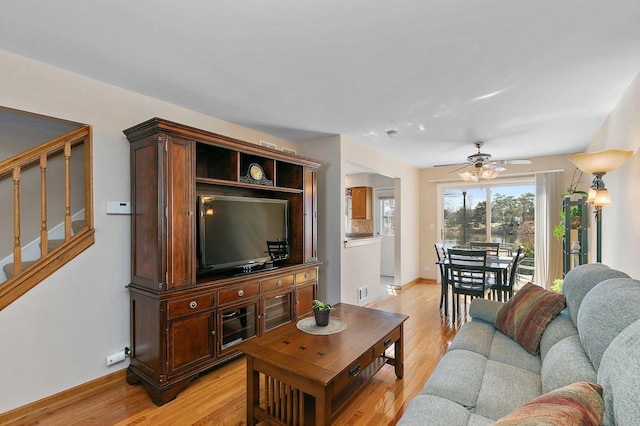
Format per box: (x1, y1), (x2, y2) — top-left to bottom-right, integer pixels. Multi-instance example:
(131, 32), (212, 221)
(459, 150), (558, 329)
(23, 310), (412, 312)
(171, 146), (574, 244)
(198, 195), (288, 272)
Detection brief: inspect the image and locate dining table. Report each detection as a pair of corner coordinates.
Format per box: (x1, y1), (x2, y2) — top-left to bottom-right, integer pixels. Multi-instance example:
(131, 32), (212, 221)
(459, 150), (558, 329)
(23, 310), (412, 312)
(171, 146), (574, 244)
(436, 251), (517, 317)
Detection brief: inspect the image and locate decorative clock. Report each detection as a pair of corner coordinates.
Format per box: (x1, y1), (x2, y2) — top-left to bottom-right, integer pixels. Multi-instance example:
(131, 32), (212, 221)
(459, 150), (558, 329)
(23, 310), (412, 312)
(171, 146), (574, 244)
(240, 162), (273, 185)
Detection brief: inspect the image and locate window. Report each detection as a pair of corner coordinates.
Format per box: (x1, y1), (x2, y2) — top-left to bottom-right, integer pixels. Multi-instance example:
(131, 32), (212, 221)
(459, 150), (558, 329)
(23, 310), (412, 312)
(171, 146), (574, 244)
(379, 198), (395, 236)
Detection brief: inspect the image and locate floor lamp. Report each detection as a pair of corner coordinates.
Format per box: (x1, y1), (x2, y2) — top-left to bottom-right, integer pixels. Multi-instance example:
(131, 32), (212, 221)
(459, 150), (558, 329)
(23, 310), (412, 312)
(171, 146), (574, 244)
(570, 149), (633, 262)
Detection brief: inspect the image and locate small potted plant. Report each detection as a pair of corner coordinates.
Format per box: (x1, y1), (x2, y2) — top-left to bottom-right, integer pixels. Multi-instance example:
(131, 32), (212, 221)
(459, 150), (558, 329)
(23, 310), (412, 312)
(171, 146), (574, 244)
(312, 299), (334, 327)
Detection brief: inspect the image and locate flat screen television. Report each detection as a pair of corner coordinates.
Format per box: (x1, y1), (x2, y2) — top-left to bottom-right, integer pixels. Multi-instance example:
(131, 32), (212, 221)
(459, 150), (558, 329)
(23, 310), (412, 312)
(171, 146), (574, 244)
(198, 195), (288, 273)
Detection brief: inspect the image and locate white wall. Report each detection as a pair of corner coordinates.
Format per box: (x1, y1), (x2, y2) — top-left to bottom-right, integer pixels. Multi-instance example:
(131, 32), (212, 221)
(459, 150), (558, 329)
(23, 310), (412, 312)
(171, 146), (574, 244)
(0, 49), (301, 413)
(298, 136), (343, 305)
(584, 72), (640, 277)
(300, 135), (421, 306)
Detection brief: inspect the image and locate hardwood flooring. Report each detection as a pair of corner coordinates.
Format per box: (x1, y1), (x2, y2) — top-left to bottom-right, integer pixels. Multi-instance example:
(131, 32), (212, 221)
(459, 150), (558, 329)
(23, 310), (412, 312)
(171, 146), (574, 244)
(2, 282), (459, 426)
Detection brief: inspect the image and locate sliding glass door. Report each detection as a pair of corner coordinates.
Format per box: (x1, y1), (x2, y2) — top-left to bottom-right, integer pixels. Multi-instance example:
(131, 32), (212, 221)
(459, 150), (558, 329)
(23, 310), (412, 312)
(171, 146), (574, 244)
(439, 178), (535, 256)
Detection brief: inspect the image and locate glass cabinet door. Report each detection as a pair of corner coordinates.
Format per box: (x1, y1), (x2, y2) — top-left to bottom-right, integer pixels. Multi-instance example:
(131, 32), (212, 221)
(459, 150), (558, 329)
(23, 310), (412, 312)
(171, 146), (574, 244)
(264, 289), (293, 332)
(219, 300), (258, 354)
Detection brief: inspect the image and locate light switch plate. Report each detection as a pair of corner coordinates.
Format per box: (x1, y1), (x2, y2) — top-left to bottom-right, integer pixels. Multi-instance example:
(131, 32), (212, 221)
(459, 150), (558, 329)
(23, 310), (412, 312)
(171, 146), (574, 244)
(107, 201), (131, 215)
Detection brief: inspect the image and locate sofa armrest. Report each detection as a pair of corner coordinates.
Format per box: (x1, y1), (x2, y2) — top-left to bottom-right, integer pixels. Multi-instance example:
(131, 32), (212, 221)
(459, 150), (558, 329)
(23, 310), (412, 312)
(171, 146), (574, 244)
(469, 298), (502, 324)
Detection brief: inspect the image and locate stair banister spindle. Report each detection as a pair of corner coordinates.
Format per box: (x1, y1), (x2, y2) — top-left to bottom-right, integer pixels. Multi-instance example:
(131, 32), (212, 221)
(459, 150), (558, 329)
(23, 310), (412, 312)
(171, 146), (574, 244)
(40, 153), (48, 256)
(12, 166), (22, 275)
(64, 141), (72, 241)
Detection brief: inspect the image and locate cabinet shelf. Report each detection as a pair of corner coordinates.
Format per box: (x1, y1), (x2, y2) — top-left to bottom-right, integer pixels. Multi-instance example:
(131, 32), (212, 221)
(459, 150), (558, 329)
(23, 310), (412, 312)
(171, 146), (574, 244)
(195, 177), (303, 194)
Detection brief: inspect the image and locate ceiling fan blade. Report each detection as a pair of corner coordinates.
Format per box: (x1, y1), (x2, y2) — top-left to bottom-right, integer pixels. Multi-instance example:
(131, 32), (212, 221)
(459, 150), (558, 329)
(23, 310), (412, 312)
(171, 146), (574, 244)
(448, 164), (473, 174)
(492, 159), (532, 165)
(433, 162), (468, 168)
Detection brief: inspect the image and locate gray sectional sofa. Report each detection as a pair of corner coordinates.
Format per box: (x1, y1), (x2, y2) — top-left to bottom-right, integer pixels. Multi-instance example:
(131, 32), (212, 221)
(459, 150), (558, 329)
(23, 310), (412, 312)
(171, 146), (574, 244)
(398, 263), (640, 425)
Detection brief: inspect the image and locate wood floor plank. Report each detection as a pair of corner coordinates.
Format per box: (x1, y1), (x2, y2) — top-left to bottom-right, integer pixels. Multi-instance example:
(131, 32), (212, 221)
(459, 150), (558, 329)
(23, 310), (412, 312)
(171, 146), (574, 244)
(2, 282), (458, 426)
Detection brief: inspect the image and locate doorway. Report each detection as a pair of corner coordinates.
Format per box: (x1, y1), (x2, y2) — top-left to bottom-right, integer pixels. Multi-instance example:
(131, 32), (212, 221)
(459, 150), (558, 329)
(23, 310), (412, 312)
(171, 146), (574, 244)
(376, 188), (395, 277)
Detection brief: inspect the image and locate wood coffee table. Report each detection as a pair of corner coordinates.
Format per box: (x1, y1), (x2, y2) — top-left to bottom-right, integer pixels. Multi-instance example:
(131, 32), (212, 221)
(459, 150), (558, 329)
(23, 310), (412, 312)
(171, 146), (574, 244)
(239, 303), (408, 425)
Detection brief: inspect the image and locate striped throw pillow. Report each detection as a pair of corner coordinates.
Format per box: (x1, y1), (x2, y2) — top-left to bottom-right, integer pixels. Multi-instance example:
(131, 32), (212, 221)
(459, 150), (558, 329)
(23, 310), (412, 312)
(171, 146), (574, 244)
(494, 282), (566, 355)
(494, 382), (604, 425)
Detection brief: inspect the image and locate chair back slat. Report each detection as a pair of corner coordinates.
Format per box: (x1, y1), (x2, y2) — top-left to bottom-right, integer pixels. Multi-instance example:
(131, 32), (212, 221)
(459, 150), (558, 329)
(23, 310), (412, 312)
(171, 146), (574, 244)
(469, 241), (500, 256)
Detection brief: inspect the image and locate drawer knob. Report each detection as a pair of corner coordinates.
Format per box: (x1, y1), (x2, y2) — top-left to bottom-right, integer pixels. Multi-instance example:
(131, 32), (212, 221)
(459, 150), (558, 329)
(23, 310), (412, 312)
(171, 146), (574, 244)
(304, 273), (309, 279)
(189, 301), (198, 309)
(349, 363), (361, 377)
(238, 289), (245, 297)
(277, 280), (283, 286)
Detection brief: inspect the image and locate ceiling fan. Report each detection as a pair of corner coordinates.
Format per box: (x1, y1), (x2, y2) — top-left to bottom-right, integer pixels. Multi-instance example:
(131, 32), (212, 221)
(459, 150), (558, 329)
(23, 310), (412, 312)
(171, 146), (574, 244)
(435, 142), (532, 182)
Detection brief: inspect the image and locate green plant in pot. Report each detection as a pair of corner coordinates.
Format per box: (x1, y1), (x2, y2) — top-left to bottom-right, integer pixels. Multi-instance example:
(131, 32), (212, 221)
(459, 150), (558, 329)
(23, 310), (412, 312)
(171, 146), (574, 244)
(553, 205), (584, 240)
(553, 170), (588, 241)
(312, 299), (334, 327)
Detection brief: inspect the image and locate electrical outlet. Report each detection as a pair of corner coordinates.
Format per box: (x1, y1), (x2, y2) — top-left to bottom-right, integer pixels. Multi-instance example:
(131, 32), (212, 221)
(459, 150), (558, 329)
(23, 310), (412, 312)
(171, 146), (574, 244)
(106, 350), (126, 366)
(358, 286), (368, 301)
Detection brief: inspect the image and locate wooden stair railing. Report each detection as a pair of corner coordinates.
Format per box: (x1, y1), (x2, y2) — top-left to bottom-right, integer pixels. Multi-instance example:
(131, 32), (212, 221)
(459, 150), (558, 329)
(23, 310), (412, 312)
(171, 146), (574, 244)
(0, 126), (94, 311)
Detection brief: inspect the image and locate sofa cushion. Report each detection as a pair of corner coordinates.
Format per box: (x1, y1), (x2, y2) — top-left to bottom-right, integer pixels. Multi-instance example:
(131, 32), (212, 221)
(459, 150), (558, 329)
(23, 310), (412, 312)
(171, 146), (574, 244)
(577, 277), (640, 370)
(493, 382), (603, 426)
(475, 360), (542, 420)
(488, 331), (541, 374)
(448, 320), (496, 357)
(541, 335), (597, 393)
(396, 395), (473, 426)
(598, 318), (640, 426)
(562, 264), (629, 327)
(539, 310), (577, 361)
(421, 349), (487, 408)
(494, 283), (566, 355)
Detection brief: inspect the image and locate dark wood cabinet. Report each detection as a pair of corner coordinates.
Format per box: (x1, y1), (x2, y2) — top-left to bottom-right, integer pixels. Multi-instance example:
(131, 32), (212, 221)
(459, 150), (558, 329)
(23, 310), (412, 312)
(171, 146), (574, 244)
(124, 118), (321, 405)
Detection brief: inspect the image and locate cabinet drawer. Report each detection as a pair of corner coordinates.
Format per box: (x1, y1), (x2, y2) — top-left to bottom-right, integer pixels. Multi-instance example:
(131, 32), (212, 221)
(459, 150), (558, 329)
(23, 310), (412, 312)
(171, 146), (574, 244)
(219, 283), (260, 305)
(262, 275), (294, 293)
(295, 268), (317, 284)
(373, 327), (401, 357)
(333, 349), (375, 394)
(167, 294), (214, 319)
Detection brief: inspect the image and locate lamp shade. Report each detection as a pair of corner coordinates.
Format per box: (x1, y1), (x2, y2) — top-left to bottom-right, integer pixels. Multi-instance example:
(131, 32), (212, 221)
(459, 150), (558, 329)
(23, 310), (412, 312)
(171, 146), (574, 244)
(593, 188), (612, 206)
(586, 187), (597, 203)
(570, 149), (633, 174)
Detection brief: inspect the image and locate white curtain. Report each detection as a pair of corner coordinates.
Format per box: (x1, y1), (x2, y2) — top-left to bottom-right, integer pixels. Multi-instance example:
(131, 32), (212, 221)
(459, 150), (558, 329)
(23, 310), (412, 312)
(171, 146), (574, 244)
(535, 171), (564, 289)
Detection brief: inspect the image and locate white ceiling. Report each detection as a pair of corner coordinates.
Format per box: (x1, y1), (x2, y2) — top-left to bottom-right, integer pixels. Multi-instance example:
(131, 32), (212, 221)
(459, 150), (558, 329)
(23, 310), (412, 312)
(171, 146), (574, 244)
(1, 0), (639, 169)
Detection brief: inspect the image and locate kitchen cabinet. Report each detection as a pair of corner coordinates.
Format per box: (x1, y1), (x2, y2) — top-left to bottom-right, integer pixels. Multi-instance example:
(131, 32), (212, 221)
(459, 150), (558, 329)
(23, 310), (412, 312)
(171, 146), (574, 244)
(351, 186), (372, 220)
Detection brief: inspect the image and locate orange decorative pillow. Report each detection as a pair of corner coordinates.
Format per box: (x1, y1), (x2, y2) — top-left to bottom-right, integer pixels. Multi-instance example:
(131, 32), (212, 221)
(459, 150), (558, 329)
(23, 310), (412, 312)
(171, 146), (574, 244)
(494, 382), (604, 426)
(494, 282), (566, 355)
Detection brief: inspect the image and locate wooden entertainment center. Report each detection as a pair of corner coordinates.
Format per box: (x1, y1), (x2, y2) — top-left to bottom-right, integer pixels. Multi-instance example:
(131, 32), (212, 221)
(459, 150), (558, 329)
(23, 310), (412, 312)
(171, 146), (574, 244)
(123, 118), (321, 405)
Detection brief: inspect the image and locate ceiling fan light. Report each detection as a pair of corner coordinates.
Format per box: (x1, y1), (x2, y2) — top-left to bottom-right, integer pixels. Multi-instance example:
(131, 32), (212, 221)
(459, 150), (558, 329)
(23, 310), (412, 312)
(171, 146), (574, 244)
(458, 171), (478, 182)
(481, 168), (500, 180)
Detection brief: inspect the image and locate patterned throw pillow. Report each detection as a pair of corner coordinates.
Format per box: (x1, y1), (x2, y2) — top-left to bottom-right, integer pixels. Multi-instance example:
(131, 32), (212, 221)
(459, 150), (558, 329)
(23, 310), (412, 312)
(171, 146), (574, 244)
(494, 282), (566, 355)
(494, 382), (604, 426)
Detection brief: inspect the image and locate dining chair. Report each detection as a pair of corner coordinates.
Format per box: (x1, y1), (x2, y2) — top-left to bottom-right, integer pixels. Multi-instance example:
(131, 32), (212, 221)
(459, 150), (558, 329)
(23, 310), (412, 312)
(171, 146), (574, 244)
(469, 241), (500, 256)
(492, 245), (523, 301)
(515, 256), (535, 290)
(498, 243), (516, 256)
(434, 243), (448, 314)
(447, 248), (492, 322)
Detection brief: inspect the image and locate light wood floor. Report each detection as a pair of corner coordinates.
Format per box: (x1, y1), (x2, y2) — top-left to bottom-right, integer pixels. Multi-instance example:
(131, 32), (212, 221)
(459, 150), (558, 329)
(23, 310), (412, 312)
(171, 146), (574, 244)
(3, 282), (460, 426)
